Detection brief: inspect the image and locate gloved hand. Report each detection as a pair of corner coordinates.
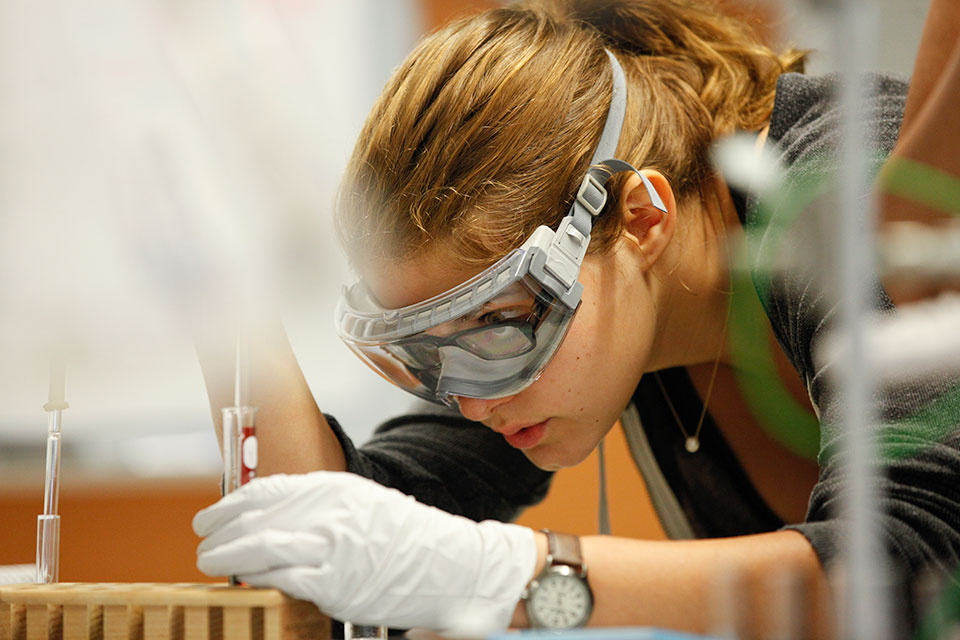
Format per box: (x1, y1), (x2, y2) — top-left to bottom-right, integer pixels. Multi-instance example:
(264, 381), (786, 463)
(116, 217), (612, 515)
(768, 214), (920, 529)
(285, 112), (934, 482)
(192, 471), (538, 633)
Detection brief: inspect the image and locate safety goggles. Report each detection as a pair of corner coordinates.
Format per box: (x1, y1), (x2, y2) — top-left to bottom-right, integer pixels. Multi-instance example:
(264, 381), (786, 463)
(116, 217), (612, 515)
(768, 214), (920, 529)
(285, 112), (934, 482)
(335, 50), (666, 405)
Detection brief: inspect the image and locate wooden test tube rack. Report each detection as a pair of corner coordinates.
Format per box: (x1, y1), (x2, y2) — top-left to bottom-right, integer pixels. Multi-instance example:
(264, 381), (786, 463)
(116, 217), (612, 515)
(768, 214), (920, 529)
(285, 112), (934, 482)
(0, 583), (330, 640)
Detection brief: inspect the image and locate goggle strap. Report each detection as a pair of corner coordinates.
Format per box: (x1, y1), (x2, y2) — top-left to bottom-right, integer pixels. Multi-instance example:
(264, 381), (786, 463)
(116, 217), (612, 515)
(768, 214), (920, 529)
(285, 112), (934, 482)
(540, 159), (667, 306)
(592, 50), (629, 166)
(567, 50), (627, 239)
(542, 218), (590, 285)
(566, 158), (667, 255)
(570, 161), (667, 239)
(570, 170), (608, 236)
(600, 158), (669, 213)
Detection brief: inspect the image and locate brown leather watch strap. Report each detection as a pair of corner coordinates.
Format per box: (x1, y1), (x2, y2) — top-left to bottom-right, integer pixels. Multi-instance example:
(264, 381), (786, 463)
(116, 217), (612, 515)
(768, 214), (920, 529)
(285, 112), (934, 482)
(545, 530), (585, 574)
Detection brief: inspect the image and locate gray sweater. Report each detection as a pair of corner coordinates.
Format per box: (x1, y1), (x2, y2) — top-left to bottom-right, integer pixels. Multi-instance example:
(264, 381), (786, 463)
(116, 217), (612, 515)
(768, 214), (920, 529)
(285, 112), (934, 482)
(756, 73), (960, 589)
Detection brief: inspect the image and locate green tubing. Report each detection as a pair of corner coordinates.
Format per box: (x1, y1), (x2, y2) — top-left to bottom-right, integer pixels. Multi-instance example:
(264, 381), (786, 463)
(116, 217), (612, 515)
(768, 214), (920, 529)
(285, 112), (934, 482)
(726, 163), (832, 461)
(728, 262), (822, 459)
(878, 156), (960, 215)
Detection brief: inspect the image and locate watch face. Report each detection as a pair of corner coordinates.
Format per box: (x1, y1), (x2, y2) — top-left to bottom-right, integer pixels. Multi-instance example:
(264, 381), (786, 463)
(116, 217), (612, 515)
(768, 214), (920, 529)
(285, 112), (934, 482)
(527, 568), (593, 629)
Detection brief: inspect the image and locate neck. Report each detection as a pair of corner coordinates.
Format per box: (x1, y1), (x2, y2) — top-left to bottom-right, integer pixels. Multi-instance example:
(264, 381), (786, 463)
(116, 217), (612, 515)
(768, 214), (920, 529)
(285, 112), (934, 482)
(644, 190), (737, 372)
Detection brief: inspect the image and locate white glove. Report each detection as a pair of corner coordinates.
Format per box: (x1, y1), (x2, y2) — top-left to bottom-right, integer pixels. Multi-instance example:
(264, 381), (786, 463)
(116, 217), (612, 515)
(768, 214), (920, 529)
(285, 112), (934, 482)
(192, 471), (537, 633)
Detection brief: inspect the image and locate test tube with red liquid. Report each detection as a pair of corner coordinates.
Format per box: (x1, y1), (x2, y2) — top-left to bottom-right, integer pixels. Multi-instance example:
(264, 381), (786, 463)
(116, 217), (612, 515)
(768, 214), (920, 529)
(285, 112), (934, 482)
(238, 406), (258, 485)
(222, 404), (257, 587)
(222, 405), (258, 493)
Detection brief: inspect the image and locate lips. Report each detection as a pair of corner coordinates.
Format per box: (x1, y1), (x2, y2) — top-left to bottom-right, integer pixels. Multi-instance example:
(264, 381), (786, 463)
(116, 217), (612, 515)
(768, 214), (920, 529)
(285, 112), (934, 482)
(502, 420), (548, 449)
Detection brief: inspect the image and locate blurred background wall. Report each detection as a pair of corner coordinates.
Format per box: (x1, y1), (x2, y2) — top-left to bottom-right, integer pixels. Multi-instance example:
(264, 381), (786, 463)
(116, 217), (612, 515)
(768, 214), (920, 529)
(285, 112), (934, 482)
(0, 0), (931, 582)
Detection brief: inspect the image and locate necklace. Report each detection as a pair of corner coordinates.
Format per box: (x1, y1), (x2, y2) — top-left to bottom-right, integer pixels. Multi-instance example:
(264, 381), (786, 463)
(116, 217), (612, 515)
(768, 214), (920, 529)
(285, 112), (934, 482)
(653, 304), (730, 454)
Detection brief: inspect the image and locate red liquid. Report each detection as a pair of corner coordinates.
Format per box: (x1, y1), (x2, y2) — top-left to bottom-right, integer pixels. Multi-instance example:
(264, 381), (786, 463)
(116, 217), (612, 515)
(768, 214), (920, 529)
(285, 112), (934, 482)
(239, 426), (258, 485)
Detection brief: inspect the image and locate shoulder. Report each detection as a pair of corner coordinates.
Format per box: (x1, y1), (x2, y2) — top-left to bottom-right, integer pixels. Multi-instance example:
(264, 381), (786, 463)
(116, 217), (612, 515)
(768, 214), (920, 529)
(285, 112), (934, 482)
(745, 72), (909, 237)
(739, 73), (906, 403)
(767, 72), (909, 169)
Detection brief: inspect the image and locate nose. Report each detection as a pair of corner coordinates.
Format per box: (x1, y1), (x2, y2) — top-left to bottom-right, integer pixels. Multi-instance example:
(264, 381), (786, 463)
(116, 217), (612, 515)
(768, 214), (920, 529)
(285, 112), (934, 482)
(454, 394), (516, 423)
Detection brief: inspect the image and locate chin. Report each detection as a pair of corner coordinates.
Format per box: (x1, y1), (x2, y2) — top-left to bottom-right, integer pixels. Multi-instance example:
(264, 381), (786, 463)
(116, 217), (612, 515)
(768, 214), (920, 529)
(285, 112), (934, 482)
(523, 442), (594, 471)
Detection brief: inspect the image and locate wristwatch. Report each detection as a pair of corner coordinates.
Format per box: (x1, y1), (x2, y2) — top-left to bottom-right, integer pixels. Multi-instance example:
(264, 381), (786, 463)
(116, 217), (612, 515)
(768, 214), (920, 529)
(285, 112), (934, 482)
(522, 530), (594, 629)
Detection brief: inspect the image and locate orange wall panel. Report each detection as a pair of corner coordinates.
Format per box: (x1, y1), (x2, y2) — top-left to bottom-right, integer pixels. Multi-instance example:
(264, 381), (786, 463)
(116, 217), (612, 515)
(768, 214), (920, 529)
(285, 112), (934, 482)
(420, 0), (499, 32)
(1, 478), (221, 583)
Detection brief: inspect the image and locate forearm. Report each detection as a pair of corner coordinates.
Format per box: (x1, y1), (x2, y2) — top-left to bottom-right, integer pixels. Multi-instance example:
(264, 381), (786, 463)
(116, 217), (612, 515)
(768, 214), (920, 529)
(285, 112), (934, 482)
(194, 320), (346, 474)
(512, 530), (832, 637)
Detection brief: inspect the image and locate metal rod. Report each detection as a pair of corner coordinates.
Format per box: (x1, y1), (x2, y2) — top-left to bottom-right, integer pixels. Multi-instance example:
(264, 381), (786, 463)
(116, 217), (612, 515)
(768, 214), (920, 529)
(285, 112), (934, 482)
(235, 322), (249, 410)
(835, 1), (888, 637)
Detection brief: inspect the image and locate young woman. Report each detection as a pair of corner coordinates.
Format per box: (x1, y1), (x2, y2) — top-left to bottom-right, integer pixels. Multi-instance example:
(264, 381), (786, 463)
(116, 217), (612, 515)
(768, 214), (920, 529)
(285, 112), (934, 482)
(192, 0), (960, 636)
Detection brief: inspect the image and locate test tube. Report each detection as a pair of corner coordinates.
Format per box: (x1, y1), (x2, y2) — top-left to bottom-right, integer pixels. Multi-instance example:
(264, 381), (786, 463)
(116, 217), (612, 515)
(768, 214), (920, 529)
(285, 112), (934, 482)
(36, 404), (62, 584)
(37, 360), (67, 584)
(238, 406), (258, 485)
(222, 405), (257, 587)
(222, 405), (258, 494)
(221, 406), (239, 495)
(222, 323), (259, 586)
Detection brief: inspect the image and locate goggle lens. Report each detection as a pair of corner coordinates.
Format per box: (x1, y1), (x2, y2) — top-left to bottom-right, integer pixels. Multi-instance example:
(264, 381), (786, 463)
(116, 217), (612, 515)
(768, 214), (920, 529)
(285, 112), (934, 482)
(387, 320), (537, 366)
(455, 323), (535, 359)
(389, 342), (440, 368)
(339, 269), (577, 402)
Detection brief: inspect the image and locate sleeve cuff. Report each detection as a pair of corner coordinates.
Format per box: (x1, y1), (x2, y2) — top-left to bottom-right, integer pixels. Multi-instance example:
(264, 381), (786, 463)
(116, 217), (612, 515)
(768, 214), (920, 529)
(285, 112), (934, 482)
(323, 412), (368, 476)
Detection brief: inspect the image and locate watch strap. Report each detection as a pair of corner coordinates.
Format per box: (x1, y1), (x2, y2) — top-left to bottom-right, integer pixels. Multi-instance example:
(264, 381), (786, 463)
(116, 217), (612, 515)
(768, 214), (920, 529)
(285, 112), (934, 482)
(545, 530), (585, 575)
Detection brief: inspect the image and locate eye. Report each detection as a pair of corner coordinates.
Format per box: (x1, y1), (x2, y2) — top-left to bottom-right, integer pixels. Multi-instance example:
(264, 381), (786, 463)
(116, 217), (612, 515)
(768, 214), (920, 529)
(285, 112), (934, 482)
(477, 306), (529, 325)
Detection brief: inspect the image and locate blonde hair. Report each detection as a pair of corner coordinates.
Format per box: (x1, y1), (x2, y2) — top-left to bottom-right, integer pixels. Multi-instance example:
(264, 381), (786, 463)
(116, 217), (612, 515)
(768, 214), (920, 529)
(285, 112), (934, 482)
(336, 0), (805, 270)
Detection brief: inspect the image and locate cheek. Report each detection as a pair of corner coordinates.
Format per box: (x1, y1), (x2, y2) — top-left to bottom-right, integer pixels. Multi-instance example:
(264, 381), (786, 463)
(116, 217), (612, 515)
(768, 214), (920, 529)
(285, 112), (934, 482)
(540, 302), (644, 417)
(537, 313), (596, 393)
(517, 310), (638, 470)
(526, 306), (616, 413)
(555, 303), (622, 377)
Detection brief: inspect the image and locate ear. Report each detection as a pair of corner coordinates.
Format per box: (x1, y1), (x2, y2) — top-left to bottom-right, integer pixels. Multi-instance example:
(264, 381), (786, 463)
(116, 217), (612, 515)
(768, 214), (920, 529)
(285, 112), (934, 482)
(617, 169), (677, 269)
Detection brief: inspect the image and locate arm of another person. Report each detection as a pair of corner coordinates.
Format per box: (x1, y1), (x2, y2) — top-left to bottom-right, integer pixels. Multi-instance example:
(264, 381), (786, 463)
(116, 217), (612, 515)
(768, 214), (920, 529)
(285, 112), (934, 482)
(878, 0), (960, 253)
(897, 0), (960, 135)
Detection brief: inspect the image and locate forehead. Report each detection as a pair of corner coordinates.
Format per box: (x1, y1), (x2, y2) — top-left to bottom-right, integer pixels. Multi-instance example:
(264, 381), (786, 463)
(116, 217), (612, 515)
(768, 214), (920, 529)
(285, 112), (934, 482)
(361, 253), (487, 310)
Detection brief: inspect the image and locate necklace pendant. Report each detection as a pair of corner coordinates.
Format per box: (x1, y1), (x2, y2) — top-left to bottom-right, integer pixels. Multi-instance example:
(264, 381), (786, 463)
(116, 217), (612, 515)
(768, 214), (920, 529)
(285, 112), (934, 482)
(684, 437), (700, 453)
